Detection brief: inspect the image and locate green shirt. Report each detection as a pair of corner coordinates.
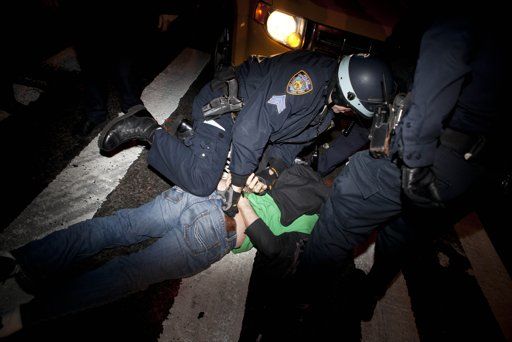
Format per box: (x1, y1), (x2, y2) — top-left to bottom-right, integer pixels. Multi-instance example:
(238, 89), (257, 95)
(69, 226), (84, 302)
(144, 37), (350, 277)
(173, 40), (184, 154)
(232, 193), (318, 254)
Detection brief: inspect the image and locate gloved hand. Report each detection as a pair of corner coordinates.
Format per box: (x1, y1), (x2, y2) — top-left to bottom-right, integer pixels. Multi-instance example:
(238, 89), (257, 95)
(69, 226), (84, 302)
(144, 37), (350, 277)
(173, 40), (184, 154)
(254, 167), (278, 191)
(222, 185), (243, 217)
(401, 165), (444, 208)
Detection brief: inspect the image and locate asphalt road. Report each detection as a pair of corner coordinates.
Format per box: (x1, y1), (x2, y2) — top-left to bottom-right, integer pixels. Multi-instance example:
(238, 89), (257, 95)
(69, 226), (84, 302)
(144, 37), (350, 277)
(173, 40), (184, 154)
(1, 29), (511, 342)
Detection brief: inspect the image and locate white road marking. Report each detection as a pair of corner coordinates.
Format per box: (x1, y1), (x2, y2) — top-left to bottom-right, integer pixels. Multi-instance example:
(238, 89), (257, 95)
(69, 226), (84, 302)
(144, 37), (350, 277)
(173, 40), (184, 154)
(2, 47), (258, 342)
(0, 48), (209, 251)
(160, 250), (256, 342)
(13, 84), (43, 106)
(362, 273), (420, 342)
(456, 213), (512, 341)
(355, 241), (375, 273)
(356, 242), (419, 341)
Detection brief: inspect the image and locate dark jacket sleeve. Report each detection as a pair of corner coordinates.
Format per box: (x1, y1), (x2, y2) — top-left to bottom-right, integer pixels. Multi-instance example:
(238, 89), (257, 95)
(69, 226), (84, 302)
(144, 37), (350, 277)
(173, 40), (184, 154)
(231, 51), (335, 177)
(245, 219), (281, 259)
(401, 18), (474, 167)
(230, 76), (290, 179)
(245, 218), (309, 272)
(264, 143), (309, 168)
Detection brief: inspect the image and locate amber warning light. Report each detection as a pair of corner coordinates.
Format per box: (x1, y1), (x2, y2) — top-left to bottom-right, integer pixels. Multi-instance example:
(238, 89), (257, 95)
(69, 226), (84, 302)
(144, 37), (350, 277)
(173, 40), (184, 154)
(254, 2), (271, 24)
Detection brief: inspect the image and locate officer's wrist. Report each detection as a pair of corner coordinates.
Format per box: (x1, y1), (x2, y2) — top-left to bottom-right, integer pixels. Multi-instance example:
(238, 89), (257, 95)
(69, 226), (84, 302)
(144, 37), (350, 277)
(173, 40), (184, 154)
(231, 173), (249, 188)
(268, 158), (288, 176)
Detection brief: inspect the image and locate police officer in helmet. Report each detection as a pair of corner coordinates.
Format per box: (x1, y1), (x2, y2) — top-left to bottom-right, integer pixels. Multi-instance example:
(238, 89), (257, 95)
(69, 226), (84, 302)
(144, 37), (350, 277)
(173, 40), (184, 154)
(317, 53), (394, 176)
(292, 12), (506, 327)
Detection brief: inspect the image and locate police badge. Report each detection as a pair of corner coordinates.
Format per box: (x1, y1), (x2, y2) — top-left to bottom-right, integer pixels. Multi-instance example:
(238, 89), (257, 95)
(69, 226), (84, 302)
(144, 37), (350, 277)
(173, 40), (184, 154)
(286, 70), (313, 95)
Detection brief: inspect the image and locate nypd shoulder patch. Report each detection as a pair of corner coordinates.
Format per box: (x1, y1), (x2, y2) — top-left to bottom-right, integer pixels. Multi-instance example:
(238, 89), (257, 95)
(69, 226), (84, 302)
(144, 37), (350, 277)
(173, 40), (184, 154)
(286, 70), (313, 95)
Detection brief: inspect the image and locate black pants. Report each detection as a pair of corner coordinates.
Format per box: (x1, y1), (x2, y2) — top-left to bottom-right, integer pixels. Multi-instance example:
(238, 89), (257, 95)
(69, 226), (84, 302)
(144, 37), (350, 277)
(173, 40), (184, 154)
(301, 145), (483, 280)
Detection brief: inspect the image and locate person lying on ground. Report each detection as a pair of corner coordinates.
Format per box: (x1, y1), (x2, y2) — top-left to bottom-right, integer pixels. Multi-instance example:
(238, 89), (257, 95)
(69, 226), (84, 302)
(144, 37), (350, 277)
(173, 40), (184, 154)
(0, 169), (322, 337)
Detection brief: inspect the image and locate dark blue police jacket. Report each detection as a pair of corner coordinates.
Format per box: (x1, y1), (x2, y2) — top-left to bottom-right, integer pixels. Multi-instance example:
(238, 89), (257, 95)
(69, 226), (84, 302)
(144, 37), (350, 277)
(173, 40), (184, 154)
(230, 50), (338, 179)
(400, 17), (505, 168)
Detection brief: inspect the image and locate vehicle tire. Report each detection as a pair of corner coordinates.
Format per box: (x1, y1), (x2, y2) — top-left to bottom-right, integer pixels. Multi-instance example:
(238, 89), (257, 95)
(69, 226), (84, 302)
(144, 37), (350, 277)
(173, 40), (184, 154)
(213, 27), (233, 73)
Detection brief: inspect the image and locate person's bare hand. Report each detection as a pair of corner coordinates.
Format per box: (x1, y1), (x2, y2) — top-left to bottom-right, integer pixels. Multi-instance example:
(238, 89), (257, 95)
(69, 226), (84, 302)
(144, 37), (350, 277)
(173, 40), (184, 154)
(158, 14), (178, 32)
(217, 172), (231, 191)
(237, 195), (251, 209)
(237, 195), (258, 227)
(244, 173), (267, 194)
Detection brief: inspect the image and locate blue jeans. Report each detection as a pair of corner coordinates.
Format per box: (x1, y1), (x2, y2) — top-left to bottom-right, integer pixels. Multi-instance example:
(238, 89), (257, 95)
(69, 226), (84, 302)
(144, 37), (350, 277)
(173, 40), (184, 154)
(13, 187), (236, 325)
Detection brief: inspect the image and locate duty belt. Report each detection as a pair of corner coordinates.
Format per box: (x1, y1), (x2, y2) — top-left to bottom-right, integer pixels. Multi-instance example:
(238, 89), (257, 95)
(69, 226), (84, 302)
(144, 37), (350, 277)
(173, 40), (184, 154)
(440, 127), (486, 161)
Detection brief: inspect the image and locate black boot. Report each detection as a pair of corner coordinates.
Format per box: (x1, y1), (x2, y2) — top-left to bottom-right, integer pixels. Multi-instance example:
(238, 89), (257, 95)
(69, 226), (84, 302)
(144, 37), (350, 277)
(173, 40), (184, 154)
(98, 108), (160, 154)
(73, 117), (107, 138)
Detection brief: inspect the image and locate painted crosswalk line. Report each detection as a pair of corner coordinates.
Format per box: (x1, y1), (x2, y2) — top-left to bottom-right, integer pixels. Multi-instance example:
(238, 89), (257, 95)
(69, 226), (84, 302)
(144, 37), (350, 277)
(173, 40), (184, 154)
(0, 48), (209, 312)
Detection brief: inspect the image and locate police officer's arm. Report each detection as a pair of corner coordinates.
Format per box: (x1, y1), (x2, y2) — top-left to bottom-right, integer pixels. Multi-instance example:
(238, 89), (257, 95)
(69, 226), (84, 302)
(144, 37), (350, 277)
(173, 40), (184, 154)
(230, 87), (290, 189)
(251, 144), (305, 190)
(265, 143), (308, 169)
(401, 19), (473, 168)
(400, 18), (474, 207)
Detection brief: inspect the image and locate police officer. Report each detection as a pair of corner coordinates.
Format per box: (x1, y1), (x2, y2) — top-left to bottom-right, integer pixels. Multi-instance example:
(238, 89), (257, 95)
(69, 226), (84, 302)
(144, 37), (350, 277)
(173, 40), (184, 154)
(296, 12), (505, 316)
(316, 17), (427, 178)
(98, 75), (234, 197)
(315, 54), (394, 176)
(226, 52), (394, 216)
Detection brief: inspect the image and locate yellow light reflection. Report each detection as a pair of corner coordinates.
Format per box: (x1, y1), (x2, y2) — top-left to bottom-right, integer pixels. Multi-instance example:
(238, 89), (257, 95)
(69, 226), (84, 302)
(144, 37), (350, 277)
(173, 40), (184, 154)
(286, 32), (301, 48)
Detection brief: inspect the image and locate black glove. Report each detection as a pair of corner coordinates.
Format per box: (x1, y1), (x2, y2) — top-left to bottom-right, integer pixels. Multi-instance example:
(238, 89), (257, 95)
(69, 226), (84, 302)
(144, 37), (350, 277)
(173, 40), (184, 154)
(255, 167), (278, 190)
(401, 165), (444, 208)
(222, 186), (242, 217)
(254, 158), (288, 191)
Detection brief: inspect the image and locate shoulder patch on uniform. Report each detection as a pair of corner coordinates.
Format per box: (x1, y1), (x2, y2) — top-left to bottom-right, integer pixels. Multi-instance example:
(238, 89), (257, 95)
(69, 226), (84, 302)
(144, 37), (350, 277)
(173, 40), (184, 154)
(267, 95), (287, 114)
(286, 70), (313, 95)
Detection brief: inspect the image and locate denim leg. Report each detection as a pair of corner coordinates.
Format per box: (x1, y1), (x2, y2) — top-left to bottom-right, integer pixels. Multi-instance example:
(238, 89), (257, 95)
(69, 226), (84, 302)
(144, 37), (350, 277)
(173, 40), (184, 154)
(13, 188), (186, 280)
(301, 151), (402, 275)
(20, 191), (236, 325)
